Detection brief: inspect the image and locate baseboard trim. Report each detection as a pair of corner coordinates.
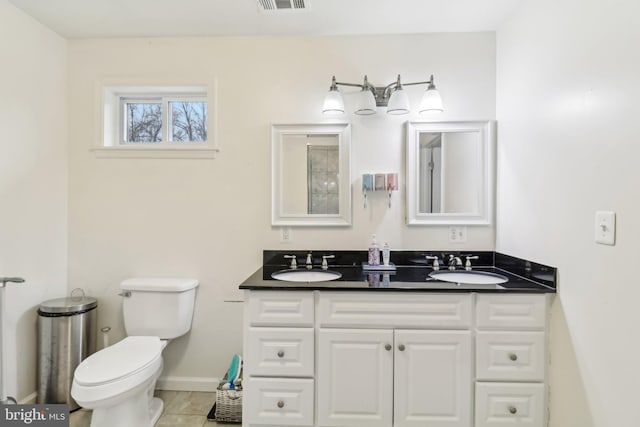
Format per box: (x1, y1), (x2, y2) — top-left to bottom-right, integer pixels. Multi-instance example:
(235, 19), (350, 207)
(17, 378), (219, 402)
(19, 392), (37, 404)
(156, 376), (219, 392)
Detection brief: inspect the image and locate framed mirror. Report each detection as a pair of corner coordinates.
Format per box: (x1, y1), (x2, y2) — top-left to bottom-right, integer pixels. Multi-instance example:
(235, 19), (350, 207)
(272, 123), (351, 226)
(406, 121), (495, 225)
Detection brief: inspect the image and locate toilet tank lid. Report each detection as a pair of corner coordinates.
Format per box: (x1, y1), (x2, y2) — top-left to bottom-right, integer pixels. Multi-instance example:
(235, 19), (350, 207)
(120, 277), (199, 292)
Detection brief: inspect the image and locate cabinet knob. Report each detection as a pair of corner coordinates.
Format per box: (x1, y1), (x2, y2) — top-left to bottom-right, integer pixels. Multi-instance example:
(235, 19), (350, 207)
(277, 350), (285, 358)
(384, 344), (392, 351)
(508, 406), (517, 414)
(277, 401), (285, 409)
(398, 344), (406, 352)
(509, 353), (518, 361)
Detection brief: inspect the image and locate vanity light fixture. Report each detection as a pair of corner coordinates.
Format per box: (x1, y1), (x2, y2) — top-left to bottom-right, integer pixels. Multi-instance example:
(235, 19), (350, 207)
(322, 74), (443, 116)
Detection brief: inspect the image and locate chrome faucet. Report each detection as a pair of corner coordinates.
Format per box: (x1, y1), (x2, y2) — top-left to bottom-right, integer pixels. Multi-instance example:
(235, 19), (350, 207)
(425, 255), (440, 270)
(448, 254), (463, 270)
(465, 255), (479, 270)
(306, 252), (313, 269)
(321, 255), (335, 270)
(283, 255), (297, 269)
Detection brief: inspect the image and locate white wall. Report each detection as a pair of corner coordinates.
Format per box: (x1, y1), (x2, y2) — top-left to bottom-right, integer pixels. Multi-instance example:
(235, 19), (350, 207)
(67, 33), (496, 389)
(0, 0), (68, 401)
(497, 0), (640, 426)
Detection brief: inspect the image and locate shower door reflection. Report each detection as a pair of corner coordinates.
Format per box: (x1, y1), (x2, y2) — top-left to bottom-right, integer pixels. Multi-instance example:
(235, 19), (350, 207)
(307, 144), (339, 214)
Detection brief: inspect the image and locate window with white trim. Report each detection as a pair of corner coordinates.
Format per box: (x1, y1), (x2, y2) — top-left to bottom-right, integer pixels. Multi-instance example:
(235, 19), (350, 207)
(97, 83), (217, 158)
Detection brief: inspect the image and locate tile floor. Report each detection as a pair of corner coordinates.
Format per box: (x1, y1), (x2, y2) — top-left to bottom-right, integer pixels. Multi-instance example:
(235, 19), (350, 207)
(70, 390), (222, 427)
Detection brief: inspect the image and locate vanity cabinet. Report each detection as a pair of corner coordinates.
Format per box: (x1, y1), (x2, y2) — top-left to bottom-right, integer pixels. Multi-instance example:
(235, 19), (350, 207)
(244, 291), (316, 426)
(316, 292), (473, 427)
(474, 294), (548, 427)
(317, 328), (471, 427)
(243, 291), (550, 427)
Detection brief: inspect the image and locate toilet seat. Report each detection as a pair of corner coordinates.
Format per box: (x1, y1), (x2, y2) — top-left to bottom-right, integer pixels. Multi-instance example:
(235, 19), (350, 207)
(72, 336), (163, 407)
(75, 336), (162, 386)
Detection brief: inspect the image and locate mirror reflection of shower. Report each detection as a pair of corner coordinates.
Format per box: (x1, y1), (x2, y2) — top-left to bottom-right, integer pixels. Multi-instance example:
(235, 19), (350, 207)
(307, 135), (339, 214)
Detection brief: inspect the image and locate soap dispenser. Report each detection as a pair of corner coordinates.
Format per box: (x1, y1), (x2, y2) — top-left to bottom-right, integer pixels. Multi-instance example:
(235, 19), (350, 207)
(382, 242), (391, 266)
(368, 234), (380, 266)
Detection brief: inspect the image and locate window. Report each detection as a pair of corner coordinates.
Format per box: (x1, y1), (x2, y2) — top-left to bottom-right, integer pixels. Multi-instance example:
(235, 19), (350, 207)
(121, 96), (208, 144)
(97, 81), (217, 158)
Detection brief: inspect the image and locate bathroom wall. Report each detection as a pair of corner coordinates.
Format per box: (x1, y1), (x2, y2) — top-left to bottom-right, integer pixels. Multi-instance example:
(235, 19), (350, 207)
(0, 0), (68, 401)
(496, 0), (640, 426)
(67, 33), (496, 390)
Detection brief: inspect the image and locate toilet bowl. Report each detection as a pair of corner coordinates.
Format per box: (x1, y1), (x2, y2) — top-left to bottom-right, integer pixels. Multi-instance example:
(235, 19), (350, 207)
(71, 277), (198, 427)
(72, 337), (165, 427)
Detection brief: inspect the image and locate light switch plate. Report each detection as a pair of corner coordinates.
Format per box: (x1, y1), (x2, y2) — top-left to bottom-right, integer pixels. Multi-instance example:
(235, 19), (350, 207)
(594, 211), (615, 245)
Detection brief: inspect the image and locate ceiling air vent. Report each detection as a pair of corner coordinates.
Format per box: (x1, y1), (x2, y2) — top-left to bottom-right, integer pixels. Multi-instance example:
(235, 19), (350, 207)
(257, 0), (309, 12)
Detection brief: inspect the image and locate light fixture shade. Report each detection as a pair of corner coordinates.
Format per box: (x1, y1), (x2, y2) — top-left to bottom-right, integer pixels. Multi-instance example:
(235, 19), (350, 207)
(354, 89), (377, 115)
(322, 90), (345, 115)
(419, 88), (444, 114)
(386, 88), (410, 115)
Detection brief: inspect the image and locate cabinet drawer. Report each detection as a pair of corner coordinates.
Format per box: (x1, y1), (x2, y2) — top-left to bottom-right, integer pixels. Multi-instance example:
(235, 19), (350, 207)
(476, 331), (545, 381)
(475, 383), (545, 427)
(247, 291), (314, 327)
(244, 377), (314, 426)
(247, 328), (314, 377)
(318, 292), (472, 328)
(476, 294), (547, 330)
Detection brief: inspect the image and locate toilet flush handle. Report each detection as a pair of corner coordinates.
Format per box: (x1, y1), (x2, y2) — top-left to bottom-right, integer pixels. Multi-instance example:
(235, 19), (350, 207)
(118, 291), (131, 298)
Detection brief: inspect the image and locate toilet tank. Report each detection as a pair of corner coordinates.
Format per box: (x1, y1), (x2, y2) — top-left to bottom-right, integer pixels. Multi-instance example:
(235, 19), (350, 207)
(120, 278), (199, 339)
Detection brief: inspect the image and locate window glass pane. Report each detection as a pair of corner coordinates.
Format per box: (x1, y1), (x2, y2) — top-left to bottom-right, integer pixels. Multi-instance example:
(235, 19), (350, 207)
(125, 102), (162, 143)
(170, 101), (208, 142)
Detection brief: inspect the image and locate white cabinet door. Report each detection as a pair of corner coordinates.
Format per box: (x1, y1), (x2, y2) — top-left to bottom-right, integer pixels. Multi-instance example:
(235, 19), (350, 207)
(317, 328), (394, 427)
(394, 330), (472, 427)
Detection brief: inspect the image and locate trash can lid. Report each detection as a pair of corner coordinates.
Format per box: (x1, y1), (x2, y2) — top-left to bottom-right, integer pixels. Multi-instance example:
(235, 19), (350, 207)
(38, 296), (97, 314)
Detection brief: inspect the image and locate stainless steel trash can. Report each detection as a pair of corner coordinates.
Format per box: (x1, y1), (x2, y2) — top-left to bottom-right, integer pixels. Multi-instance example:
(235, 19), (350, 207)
(37, 295), (97, 410)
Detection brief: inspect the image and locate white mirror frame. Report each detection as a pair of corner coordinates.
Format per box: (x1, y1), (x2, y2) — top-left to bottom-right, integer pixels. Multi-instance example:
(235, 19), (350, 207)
(272, 123), (352, 226)
(406, 120), (495, 225)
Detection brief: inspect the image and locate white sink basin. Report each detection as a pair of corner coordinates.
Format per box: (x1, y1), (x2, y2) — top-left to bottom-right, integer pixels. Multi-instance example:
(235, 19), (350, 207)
(428, 270), (508, 285)
(271, 269), (342, 283)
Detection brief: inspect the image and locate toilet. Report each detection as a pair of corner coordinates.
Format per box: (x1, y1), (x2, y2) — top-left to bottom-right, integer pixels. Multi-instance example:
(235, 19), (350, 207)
(71, 277), (199, 427)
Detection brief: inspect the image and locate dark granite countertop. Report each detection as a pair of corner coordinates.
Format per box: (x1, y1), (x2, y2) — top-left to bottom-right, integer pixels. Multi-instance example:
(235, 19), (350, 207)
(239, 251), (556, 293)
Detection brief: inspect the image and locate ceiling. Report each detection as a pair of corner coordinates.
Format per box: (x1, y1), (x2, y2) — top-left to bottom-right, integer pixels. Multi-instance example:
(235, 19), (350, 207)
(8, 0), (523, 39)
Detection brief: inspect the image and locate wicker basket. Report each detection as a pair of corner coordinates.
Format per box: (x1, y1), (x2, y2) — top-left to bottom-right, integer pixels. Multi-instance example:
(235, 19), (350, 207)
(214, 386), (243, 423)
